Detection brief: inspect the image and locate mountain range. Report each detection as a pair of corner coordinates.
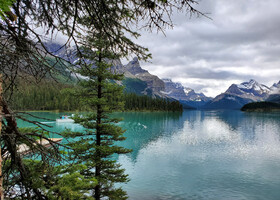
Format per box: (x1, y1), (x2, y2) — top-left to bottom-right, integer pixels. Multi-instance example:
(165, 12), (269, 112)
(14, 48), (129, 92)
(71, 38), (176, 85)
(45, 42), (280, 110)
(110, 59), (280, 109)
(161, 78), (212, 108)
(202, 80), (280, 109)
(116, 58), (280, 110)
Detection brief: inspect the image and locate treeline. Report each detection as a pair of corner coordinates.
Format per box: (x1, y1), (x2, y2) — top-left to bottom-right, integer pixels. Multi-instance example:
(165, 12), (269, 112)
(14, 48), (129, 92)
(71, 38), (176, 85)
(241, 101), (280, 112)
(8, 81), (83, 111)
(7, 81), (183, 112)
(124, 93), (183, 111)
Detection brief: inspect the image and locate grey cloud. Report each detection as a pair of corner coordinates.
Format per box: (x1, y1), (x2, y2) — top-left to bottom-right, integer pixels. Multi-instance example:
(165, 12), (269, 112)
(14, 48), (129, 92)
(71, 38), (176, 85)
(135, 0), (280, 96)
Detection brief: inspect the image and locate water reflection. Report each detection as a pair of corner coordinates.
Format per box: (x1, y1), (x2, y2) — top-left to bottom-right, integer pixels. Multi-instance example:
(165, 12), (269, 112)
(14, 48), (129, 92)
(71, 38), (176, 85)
(17, 110), (280, 199)
(114, 112), (184, 160)
(118, 110), (280, 200)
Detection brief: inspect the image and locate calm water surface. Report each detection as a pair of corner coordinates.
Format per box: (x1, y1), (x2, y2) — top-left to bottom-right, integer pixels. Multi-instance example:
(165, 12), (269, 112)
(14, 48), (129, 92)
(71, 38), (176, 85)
(17, 110), (280, 200)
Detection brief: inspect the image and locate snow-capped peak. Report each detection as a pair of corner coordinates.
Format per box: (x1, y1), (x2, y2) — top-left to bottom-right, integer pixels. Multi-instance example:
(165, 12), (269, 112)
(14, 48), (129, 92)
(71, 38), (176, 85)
(237, 79), (271, 94)
(238, 79), (256, 89)
(183, 87), (193, 95)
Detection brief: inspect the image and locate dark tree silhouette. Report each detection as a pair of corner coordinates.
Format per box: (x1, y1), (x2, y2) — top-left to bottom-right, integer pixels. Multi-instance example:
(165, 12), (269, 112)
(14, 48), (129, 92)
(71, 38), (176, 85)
(0, 0), (203, 198)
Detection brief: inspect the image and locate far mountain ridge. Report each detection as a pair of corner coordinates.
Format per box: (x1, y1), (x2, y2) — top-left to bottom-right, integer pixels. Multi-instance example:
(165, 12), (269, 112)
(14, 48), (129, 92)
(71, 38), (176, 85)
(162, 78), (211, 101)
(162, 78), (212, 108)
(266, 81), (280, 103)
(225, 79), (271, 101)
(203, 79), (280, 110)
(270, 80), (280, 93)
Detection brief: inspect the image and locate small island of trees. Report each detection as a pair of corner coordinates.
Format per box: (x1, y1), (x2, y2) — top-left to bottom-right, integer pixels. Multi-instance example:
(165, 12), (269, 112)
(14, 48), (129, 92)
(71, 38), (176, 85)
(241, 101), (280, 112)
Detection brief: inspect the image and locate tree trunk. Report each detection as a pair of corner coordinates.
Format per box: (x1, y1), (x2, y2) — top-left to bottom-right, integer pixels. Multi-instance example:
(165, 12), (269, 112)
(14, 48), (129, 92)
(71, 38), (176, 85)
(0, 74), (4, 200)
(94, 55), (102, 200)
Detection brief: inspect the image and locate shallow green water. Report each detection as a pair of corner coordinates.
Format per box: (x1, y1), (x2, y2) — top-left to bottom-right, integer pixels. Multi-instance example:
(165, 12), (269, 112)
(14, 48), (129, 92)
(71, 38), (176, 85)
(17, 110), (280, 200)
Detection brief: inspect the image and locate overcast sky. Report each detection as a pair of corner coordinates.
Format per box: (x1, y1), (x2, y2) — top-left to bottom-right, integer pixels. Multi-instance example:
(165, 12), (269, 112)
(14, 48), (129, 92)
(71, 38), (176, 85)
(128, 0), (280, 97)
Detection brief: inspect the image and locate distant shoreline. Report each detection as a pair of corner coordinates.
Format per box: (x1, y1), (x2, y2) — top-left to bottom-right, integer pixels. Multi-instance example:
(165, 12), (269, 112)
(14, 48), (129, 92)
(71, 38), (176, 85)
(241, 102), (280, 112)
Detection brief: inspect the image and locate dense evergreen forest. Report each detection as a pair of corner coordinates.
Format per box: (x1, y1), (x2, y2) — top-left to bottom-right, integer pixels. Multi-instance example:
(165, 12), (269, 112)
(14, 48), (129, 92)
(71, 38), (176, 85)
(124, 93), (182, 111)
(8, 81), (183, 112)
(241, 101), (280, 112)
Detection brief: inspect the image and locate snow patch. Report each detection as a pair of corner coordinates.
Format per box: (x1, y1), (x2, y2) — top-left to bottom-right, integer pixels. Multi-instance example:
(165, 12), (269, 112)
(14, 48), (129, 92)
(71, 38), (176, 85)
(184, 87), (193, 95)
(160, 90), (172, 95)
(226, 96), (236, 101)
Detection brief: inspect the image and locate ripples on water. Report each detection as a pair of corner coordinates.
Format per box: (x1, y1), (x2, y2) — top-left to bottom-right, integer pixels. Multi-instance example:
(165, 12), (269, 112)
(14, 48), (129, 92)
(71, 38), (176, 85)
(18, 110), (280, 200)
(117, 111), (280, 200)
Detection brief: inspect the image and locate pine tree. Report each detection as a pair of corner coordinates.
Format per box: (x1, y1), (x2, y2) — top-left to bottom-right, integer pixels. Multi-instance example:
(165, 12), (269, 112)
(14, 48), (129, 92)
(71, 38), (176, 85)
(63, 31), (133, 199)
(1, 0), (201, 198)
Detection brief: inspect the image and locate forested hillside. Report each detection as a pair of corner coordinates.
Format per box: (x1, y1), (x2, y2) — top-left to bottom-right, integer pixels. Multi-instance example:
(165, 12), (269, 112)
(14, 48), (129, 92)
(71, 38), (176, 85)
(8, 81), (182, 112)
(8, 81), (80, 111)
(124, 93), (183, 111)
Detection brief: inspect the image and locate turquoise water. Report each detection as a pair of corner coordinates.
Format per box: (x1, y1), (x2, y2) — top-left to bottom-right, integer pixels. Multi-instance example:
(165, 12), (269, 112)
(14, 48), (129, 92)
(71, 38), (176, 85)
(17, 110), (280, 200)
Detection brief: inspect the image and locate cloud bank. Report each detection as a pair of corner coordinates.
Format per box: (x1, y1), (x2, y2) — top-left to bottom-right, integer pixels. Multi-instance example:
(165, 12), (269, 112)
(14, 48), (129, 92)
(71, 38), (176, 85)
(134, 0), (280, 97)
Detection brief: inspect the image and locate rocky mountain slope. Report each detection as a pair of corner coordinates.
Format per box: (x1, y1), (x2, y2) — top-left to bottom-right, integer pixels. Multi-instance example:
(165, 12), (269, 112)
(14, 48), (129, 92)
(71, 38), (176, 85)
(109, 57), (166, 97)
(124, 58), (165, 97)
(266, 94), (280, 103)
(162, 78), (211, 108)
(203, 93), (254, 110)
(266, 81), (280, 103)
(270, 80), (280, 91)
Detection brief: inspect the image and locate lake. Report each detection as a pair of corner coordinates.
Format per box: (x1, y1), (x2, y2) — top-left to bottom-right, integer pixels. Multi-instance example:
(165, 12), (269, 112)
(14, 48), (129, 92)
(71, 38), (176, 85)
(17, 110), (280, 200)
